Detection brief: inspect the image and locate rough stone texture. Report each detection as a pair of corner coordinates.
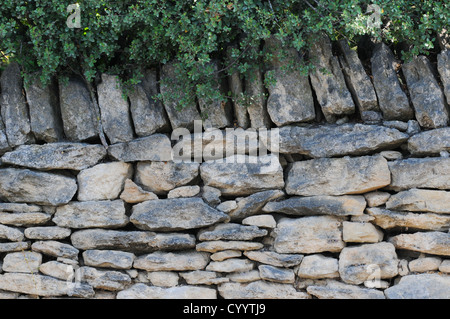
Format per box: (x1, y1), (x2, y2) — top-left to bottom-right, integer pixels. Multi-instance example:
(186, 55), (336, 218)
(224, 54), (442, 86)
(0, 168), (77, 205)
(198, 223), (267, 241)
(273, 216), (345, 254)
(286, 155), (390, 196)
(384, 274), (450, 299)
(1, 143), (106, 171)
(107, 134), (173, 162)
(133, 251), (209, 271)
(77, 162), (132, 201)
(403, 56), (449, 128)
(296, 254), (339, 279)
(307, 280), (385, 299)
(228, 190), (285, 220)
(117, 283), (216, 299)
(131, 198), (229, 231)
(407, 127), (450, 155)
(218, 281), (310, 299)
(0, 212), (52, 227)
(342, 221), (384, 243)
(245, 67), (271, 129)
(364, 191), (391, 207)
(244, 251), (303, 268)
(180, 270), (228, 286)
(196, 241), (264, 253)
(437, 50), (450, 103)
(77, 266), (131, 291)
(386, 189), (450, 214)
(120, 179), (158, 203)
(258, 265), (295, 283)
(0, 224), (24, 242)
(24, 227), (71, 240)
(2, 251), (42, 273)
(242, 215), (277, 229)
(206, 258), (255, 273)
(371, 43), (414, 120)
(38, 261), (75, 281)
(409, 257), (442, 273)
(271, 124), (408, 158)
(82, 250), (135, 270)
(389, 232), (450, 256)
(148, 271), (180, 287)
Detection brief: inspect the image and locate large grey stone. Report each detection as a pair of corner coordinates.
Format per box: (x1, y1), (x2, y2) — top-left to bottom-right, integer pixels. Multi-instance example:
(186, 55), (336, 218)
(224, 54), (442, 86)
(402, 55), (449, 128)
(0, 212), (51, 227)
(258, 265), (295, 283)
(389, 231), (450, 256)
(24, 226), (71, 240)
(307, 280), (385, 299)
(386, 189), (450, 214)
(218, 281), (310, 299)
(0, 224), (24, 242)
(263, 195), (366, 216)
(107, 134), (173, 162)
(133, 251), (209, 271)
(407, 127), (450, 156)
(388, 158), (450, 191)
(97, 74), (134, 143)
(309, 33), (355, 122)
(273, 216), (345, 254)
(130, 198), (229, 231)
(31, 240), (79, 259)
(2, 251), (42, 273)
(77, 266), (131, 291)
(53, 200), (128, 229)
(371, 43), (414, 120)
(82, 250), (135, 270)
(286, 155), (390, 196)
(437, 49), (450, 102)
(0, 62), (34, 147)
(385, 274), (450, 299)
(0, 168), (77, 205)
(58, 76), (98, 141)
(270, 124), (408, 158)
(1, 143), (106, 170)
(117, 283), (216, 299)
(198, 223), (267, 241)
(200, 154), (284, 196)
(228, 190), (285, 220)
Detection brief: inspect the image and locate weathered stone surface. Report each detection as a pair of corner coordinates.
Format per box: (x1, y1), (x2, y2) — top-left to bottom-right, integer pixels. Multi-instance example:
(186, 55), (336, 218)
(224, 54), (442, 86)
(25, 74), (64, 142)
(117, 283), (217, 299)
(167, 185), (200, 198)
(386, 189), (450, 214)
(309, 33), (355, 122)
(71, 229), (195, 252)
(216, 201), (238, 213)
(264, 37), (315, 126)
(440, 260), (450, 273)
(31, 240), (79, 259)
(160, 62), (202, 131)
(286, 156), (390, 196)
(196, 241), (264, 253)
(409, 257), (442, 273)
(296, 254), (339, 279)
(120, 179), (158, 203)
(407, 127), (450, 156)
(0, 242), (31, 253)
(364, 191), (391, 207)
(226, 270), (261, 283)
(135, 161), (199, 195)
(403, 56), (449, 128)
(54, 200), (128, 229)
(180, 270), (228, 285)
(0, 224), (24, 242)
(218, 281), (310, 299)
(39, 261), (74, 281)
(342, 221), (384, 243)
(437, 50), (450, 102)
(258, 265), (295, 283)
(77, 266), (131, 291)
(388, 158), (450, 191)
(0, 203), (41, 213)
(131, 198), (229, 231)
(0, 212), (51, 227)
(2, 251), (42, 273)
(58, 76), (98, 141)
(97, 74), (134, 143)
(77, 162), (132, 201)
(307, 280), (385, 299)
(211, 250), (242, 262)
(107, 134), (173, 162)
(242, 215), (277, 229)
(0, 168), (77, 205)
(384, 274), (450, 299)
(206, 258), (255, 273)
(0, 273), (94, 298)
(271, 124), (408, 158)
(201, 186), (222, 206)
(148, 271), (179, 287)
(129, 69), (170, 137)
(0, 63), (34, 147)
(24, 227), (71, 240)
(244, 251), (303, 268)
(337, 39), (381, 122)
(82, 250), (135, 269)
(2, 143), (106, 171)
(228, 190), (284, 220)
(198, 223), (267, 241)
(339, 242), (399, 285)
(245, 67), (271, 129)
(133, 251), (209, 271)
(263, 195), (366, 216)
(389, 231), (450, 256)
(273, 216), (345, 254)
(371, 43), (414, 120)
(200, 155), (284, 196)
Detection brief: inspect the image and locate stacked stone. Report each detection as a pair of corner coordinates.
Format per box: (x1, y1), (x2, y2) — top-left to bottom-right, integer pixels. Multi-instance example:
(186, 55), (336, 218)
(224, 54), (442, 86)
(0, 39), (449, 299)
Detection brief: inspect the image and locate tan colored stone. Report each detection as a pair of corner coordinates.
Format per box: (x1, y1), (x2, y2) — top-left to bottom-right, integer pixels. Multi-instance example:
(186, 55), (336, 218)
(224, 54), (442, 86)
(386, 189), (450, 214)
(342, 221), (384, 243)
(120, 179), (158, 203)
(389, 231), (450, 256)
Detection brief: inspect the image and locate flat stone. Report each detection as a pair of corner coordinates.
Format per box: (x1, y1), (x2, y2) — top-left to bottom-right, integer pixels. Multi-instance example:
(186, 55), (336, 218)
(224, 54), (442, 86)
(117, 283), (217, 299)
(97, 74), (134, 143)
(180, 271), (228, 285)
(409, 257), (442, 273)
(120, 179), (158, 203)
(228, 190), (285, 220)
(200, 154), (284, 196)
(70, 229), (195, 252)
(133, 251), (209, 271)
(388, 157), (450, 191)
(0, 168), (77, 206)
(437, 50), (450, 103)
(216, 201), (238, 213)
(82, 250), (135, 269)
(77, 162), (132, 201)
(244, 251), (303, 268)
(77, 266), (131, 291)
(389, 231), (450, 256)
(0, 212), (51, 227)
(206, 258), (255, 273)
(263, 195), (366, 216)
(210, 250), (242, 262)
(130, 198), (229, 231)
(147, 271), (179, 287)
(258, 265), (295, 283)
(402, 56), (449, 128)
(286, 155), (390, 196)
(384, 274), (450, 299)
(342, 221), (384, 243)
(53, 200), (128, 229)
(242, 215), (277, 228)
(167, 185), (200, 199)
(2, 251), (42, 273)
(0, 273), (94, 298)
(273, 216), (345, 254)
(107, 134), (173, 162)
(196, 241), (264, 253)
(198, 223), (267, 241)
(271, 124), (408, 158)
(135, 161), (199, 195)
(0, 242), (31, 253)
(24, 227), (71, 240)
(367, 207), (450, 231)
(295, 254), (339, 279)
(408, 127), (450, 156)
(307, 280), (385, 299)
(218, 281), (310, 299)
(439, 260), (450, 273)
(386, 189), (450, 214)
(364, 191), (391, 207)
(339, 242), (399, 285)
(0, 224), (24, 242)
(31, 240), (79, 259)
(0, 203), (41, 213)
(226, 270), (261, 283)
(38, 261), (75, 281)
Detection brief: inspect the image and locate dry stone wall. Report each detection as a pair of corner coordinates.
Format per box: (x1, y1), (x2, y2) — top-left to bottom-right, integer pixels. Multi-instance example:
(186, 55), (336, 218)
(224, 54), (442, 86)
(0, 36), (449, 299)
